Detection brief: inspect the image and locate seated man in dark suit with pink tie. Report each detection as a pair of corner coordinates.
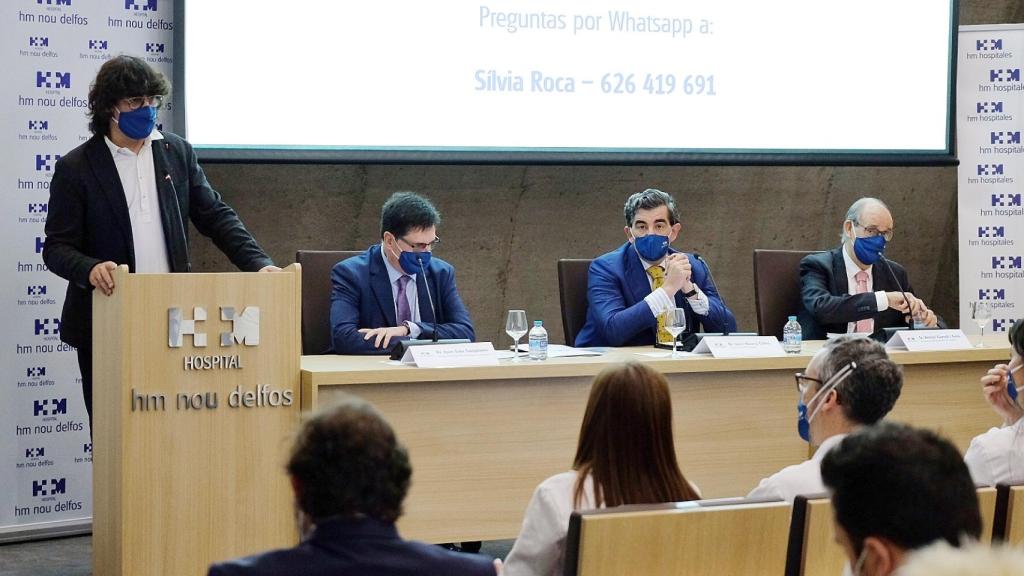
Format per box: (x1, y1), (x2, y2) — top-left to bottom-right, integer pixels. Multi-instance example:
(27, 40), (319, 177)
(798, 197), (939, 340)
(330, 192), (475, 354)
(207, 397), (499, 576)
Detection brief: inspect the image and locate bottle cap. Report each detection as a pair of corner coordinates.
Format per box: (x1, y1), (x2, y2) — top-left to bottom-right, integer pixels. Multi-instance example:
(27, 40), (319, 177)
(534, 320), (543, 326)
(788, 315), (797, 321)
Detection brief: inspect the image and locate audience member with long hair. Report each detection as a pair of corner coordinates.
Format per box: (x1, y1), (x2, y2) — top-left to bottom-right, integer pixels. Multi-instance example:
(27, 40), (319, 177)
(502, 362), (700, 576)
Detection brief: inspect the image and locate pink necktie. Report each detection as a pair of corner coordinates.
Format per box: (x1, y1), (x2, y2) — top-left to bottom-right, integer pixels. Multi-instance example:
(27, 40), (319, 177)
(854, 270), (873, 333)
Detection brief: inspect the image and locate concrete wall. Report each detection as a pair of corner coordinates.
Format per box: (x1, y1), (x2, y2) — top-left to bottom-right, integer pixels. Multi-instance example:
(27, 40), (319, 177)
(192, 2), (1021, 347)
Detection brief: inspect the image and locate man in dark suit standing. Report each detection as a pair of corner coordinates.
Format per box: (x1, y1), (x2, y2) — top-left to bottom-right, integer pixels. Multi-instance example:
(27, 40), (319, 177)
(208, 397), (499, 576)
(330, 192), (474, 354)
(798, 197), (938, 340)
(574, 188), (736, 347)
(43, 56), (278, 427)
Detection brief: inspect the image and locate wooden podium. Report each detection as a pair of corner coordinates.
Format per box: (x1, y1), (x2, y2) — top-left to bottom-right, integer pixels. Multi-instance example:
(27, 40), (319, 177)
(92, 265), (301, 575)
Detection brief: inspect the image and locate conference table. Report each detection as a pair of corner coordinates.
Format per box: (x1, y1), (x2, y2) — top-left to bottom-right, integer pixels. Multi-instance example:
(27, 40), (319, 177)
(300, 336), (1011, 543)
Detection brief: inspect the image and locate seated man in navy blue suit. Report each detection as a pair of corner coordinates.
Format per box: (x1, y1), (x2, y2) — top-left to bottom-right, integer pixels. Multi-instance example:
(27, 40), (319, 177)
(207, 397), (499, 576)
(330, 192), (475, 354)
(575, 189), (736, 347)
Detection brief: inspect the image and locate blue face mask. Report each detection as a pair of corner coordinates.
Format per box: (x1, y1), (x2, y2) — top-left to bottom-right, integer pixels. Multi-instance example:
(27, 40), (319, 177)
(116, 105), (157, 140)
(1009, 364), (1022, 402)
(852, 234), (887, 266)
(797, 362), (857, 443)
(632, 232), (670, 262)
(394, 248), (431, 275)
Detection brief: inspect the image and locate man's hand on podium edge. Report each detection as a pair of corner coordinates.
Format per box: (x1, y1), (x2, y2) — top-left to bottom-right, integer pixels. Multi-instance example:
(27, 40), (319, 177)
(359, 325), (411, 349)
(259, 265), (282, 272)
(90, 261), (118, 296)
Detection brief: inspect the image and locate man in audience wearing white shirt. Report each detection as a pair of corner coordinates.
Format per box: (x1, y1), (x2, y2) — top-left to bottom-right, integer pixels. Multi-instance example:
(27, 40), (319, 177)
(747, 335), (902, 502)
(965, 319), (1024, 486)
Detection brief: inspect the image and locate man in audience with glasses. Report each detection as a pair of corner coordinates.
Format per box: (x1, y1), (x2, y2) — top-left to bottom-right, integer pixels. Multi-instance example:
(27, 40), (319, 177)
(44, 55), (278, 430)
(330, 191), (474, 354)
(798, 197), (939, 340)
(574, 188), (736, 347)
(748, 335), (902, 502)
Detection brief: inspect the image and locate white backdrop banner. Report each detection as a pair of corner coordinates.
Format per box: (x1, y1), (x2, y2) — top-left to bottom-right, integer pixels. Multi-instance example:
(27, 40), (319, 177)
(0, 0), (174, 541)
(957, 24), (1023, 341)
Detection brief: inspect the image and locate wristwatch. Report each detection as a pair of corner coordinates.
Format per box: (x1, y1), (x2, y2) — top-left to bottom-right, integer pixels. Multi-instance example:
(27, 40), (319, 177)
(683, 287), (699, 298)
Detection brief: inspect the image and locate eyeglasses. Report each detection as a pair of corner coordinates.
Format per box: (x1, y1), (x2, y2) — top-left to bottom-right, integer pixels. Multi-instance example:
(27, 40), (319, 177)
(794, 373), (823, 395)
(120, 95), (164, 111)
(397, 235), (440, 252)
(853, 222), (894, 242)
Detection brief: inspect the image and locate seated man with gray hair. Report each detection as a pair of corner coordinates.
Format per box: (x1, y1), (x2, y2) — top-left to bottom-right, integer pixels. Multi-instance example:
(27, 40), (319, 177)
(748, 335), (902, 502)
(798, 197), (939, 340)
(208, 398), (499, 576)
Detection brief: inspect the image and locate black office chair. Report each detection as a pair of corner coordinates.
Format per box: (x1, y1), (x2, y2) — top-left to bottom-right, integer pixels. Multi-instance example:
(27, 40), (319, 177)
(295, 250), (361, 355)
(557, 259), (593, 346)
(752, 249), (821, 339)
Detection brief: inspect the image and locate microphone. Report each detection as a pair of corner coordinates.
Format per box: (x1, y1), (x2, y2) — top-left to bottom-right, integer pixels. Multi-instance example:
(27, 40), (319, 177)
(693, 253), (732, 334)
(876, 253), (914, 330)
(164, 173), (191, 272)
(417, 254), (439, 343)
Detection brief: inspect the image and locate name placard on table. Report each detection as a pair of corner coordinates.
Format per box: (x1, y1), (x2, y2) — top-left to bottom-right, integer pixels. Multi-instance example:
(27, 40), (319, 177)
(692, 336), (787, 358)
(400, 342), (499, 368)
(885, 329), (973, 352)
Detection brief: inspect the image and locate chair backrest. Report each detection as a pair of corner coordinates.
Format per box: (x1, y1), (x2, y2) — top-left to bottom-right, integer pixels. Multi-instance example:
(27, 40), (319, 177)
(295, 250), (362, 355)
(978, 486), (998, 544)
(564, 499), (791, 576)
(786, 487), (1001, 576)
(785, 495), (845, 576)
(558, 259), (593, 346)
(753, 249), (821, 338)
(995, 483), (1024, 544)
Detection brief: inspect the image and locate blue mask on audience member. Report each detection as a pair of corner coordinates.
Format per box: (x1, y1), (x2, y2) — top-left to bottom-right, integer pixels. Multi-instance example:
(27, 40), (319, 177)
(395, 249), (431, 275)
(632, 232), (670, 262)
(116, 106), (157, 140)
(852, 235), (886, 266)
(797, 362), (857, 443)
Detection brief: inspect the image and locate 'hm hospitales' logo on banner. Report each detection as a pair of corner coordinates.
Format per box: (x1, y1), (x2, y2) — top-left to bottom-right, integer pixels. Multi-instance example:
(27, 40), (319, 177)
(990, 131), (1021, 145)
(978, 226), (1005, 238)
(979, 289), (1005, 301)
(991, 194), (1022, 207)
(991, 256), (1023, 270)
(990, 69), (1021, 82)
(125, 0), (157, 11)
(976, 39), (1003, 51)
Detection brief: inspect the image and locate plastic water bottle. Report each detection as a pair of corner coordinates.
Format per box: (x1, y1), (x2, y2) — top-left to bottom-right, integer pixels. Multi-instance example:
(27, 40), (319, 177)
(528, 320), (548, 361)
(783, 316), (802, 354)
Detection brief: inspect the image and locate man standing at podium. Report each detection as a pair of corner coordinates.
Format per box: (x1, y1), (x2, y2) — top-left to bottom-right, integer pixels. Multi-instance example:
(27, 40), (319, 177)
(574, 188), (736, 347)
(798, 197), (938, 340)
(330, 192), (474, 354)
(43, 55), (278, 428)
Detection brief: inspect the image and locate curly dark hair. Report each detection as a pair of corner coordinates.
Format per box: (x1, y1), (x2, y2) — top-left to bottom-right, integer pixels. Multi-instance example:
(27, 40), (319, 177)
(819, 335), (903, 425)
(286, 398), (412, 523)
(88, 55), (169, 136)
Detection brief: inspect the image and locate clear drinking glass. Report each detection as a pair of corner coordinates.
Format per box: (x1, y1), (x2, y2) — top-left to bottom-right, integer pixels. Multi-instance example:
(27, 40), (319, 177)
(663, 308), (688, 359)
(505, 310), (528, 361)
(971, 301), (992, 348)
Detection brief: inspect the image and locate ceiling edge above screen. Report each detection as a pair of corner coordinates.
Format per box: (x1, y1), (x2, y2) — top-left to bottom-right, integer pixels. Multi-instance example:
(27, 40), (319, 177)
(172, 1), (958, 167)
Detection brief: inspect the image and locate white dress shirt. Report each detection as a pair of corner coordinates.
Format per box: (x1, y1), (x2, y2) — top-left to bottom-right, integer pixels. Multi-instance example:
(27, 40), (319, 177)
(641, 255), (710, 318)
(747, 433), (848, 502)
(842, 248), (889, 334)
(964, 418), (1024, 486)
(503, 471), (597, 576)
(380, 245), (422, 338)
(104, 131), (170, 273)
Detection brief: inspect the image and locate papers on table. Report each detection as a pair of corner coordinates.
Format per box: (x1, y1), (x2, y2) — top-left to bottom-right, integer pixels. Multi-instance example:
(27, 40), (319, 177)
(496, 344), (605, 360)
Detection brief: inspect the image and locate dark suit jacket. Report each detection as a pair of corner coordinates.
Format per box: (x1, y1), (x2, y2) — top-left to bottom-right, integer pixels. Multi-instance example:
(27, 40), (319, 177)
(574, 242), (737, 347)
(330, 244), (475, 355)
(798, 247), (918, 340)
(207, 517), (496, 576)
(43, 132), (273, 349)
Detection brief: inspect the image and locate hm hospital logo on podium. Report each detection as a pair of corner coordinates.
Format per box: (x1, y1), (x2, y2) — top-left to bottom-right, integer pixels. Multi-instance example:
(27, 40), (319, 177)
(168, 306), (259, 370)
